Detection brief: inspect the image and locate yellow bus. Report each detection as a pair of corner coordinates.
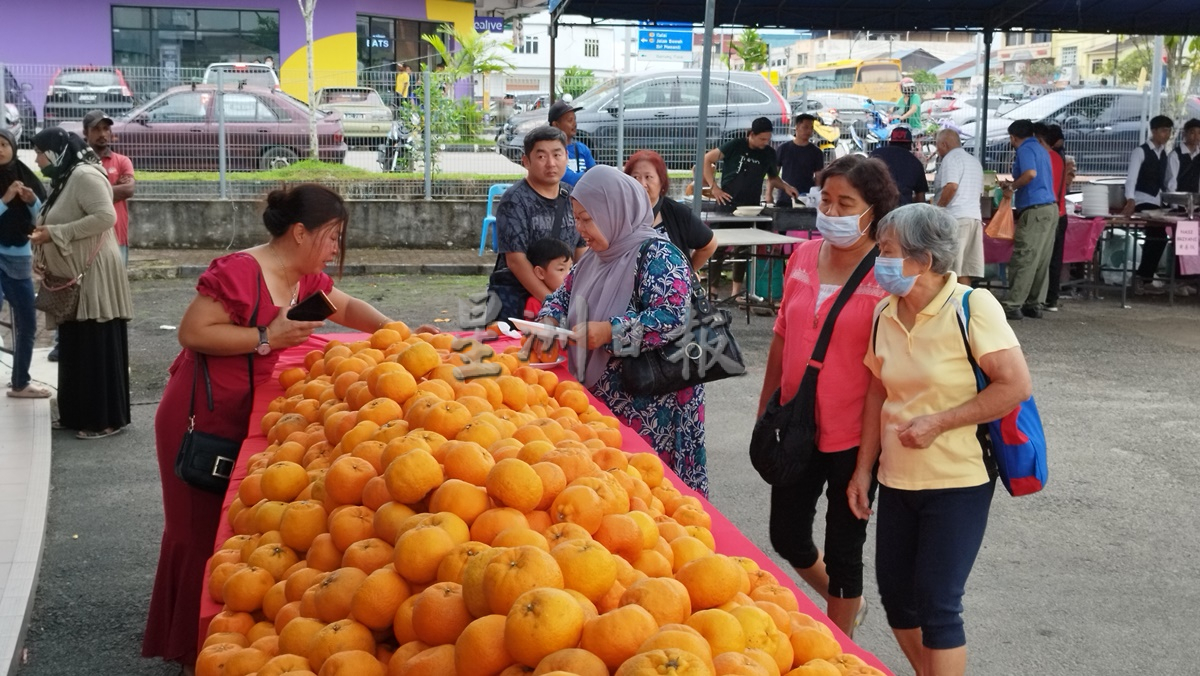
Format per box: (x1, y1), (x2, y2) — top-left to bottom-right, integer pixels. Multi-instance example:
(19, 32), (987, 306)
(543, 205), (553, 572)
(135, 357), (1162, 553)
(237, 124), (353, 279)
(785, 58), (902, 102)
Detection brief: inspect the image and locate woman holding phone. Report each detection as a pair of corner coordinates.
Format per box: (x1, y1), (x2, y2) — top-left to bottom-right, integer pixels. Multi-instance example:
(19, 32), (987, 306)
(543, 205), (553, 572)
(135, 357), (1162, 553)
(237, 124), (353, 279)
(142, 183), (421, 670)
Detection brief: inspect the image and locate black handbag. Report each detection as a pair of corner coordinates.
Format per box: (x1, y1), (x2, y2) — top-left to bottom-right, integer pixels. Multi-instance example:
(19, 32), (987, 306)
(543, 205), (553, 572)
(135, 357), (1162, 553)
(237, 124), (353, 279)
(620, 241), (746, 397)
(174, 277), (259, 494)
(749, 247), (878, 486)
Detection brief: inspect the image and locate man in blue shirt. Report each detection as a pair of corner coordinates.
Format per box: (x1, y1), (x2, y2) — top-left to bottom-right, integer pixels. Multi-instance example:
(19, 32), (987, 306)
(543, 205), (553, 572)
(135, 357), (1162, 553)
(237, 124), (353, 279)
(1000, 119), (1058, 320)
(548, 100), (595, 186)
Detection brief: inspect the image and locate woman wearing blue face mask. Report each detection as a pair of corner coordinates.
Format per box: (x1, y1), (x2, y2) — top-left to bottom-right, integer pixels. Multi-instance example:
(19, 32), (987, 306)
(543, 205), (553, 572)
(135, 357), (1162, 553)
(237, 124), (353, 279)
(757, 154), (898, 637)
(850, 203), (1033, 676)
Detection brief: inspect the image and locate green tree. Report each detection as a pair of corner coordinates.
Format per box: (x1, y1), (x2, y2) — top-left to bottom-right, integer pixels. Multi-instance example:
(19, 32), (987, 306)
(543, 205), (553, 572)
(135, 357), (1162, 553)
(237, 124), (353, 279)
(560, 65), (596, 100)
(422, 23), (515, 82)
(1113, 36), (1200, 119)
(911, 69), (939, 87)
(724, 27), (770, 71)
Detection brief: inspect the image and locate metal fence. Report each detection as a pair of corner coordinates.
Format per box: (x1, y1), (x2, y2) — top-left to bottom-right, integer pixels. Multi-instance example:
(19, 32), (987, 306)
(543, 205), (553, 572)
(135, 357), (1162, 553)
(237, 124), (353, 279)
(3, 62), (1199, 200)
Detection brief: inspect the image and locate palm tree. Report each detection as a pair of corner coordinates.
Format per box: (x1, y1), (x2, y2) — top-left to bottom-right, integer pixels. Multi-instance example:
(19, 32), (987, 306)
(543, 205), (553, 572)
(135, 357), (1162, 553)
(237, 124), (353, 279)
(422, 23), (515, 99)
(726, 27), (770, 72)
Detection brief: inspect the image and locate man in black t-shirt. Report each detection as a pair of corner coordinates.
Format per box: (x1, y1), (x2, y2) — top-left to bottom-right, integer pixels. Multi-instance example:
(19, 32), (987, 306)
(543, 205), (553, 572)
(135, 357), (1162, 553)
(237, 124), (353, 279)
(775, 113), (825, 207)
(870, 127), (928, 205)
(702, 117), (799, 298)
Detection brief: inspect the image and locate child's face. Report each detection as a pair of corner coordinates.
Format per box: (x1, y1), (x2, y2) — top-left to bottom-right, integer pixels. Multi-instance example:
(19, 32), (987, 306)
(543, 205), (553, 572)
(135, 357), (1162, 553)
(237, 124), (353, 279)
(535, 256), (572, 291)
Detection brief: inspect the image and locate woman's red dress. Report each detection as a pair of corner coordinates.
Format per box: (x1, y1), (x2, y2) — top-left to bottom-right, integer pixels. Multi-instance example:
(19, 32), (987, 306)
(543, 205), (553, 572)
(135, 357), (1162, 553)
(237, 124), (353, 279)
(142, 253), (331, 664)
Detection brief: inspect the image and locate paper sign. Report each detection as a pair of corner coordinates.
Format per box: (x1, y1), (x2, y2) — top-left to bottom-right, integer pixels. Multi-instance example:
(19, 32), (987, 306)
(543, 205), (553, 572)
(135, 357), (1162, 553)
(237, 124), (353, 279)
(1176, 221), (1199, 256)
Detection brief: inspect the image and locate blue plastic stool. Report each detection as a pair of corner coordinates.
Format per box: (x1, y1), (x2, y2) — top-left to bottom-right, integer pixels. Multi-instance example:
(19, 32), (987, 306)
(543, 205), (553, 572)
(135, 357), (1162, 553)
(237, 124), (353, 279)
(479, 183), (512, 255)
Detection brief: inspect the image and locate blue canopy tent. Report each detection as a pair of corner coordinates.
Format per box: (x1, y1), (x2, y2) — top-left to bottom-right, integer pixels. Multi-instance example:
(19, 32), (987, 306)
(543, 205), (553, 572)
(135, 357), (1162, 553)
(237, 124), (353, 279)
(548, 0), (1200, 209)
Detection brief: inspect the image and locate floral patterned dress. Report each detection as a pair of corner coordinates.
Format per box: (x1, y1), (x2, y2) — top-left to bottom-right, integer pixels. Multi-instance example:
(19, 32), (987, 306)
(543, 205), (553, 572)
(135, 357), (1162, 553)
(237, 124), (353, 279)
(539, 239), (709, 496)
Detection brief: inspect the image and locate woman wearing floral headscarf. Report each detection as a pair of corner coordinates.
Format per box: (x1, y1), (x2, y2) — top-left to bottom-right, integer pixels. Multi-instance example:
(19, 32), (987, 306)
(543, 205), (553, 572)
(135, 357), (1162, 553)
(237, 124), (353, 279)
(537, 165), (710, 495)
(30, 128), (132, 439)
(0, 127), (50, 398)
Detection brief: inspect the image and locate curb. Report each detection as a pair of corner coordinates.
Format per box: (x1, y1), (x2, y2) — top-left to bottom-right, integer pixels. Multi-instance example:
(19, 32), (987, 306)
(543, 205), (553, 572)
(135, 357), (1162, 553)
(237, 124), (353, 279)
(127, 263), (491, 281)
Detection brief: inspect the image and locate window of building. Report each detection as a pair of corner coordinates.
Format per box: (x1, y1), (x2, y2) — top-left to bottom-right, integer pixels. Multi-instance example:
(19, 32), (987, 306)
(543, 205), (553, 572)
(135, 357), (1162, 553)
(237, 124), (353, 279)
(798, 54), (808, 67)
(1091, 58), (1105, 74)
(516, 35), (539, 54)
(111, 6), (279, 75)
(584, 38), (599, 58)
(1030, 32), (1052, 44)
(1005, 33), (1025, 47)
(1062, 46), (1077, 66)
(356, 15), (444, 91)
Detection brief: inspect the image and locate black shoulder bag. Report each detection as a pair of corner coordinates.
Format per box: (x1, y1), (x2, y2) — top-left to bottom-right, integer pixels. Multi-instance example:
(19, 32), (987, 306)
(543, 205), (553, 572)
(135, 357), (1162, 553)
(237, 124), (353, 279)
(749, 247), (878, 486)
(489, 185), (570, 322)
(620, 240), (746, 397)
(174, 276), (260, 494)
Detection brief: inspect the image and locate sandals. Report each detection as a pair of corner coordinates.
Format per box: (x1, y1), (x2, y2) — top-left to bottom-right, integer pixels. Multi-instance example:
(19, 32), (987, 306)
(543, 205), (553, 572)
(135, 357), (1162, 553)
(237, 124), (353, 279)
(8, 384), (51, 398)
(76, 427), (124, 440)
(853, 598), (869, 630)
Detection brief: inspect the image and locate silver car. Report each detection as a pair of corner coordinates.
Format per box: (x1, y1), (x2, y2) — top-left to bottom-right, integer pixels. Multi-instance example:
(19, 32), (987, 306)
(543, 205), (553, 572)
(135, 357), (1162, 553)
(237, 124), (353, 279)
(316, 87), (393, 145)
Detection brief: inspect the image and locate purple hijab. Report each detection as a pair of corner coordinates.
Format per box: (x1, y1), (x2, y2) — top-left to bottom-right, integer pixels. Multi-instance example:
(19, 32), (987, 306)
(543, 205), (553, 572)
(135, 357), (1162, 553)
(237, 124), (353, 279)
(567, 165), (664, 387)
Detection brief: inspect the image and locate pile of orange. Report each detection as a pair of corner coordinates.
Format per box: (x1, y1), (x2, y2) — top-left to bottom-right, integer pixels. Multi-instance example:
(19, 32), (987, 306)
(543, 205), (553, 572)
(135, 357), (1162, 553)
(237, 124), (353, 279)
(199, 324), (886, 676)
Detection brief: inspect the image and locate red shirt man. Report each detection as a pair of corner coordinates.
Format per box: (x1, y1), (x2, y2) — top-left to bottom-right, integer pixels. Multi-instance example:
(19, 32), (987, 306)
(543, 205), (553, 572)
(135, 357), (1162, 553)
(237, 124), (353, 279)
(83, 110), (135, 262)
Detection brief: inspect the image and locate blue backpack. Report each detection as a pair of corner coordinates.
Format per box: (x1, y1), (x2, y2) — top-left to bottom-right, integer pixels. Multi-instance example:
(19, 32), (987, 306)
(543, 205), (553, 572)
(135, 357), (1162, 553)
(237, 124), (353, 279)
(956, 289), (1049, 496)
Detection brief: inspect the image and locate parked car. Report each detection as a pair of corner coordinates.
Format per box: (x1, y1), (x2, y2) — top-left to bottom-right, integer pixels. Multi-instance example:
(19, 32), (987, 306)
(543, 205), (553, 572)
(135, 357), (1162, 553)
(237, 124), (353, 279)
(498, 71), (792, 169)
(2, 103), (23, 142)
(315, 87), (393, 145)
(961, 88), (1160, 174)
(790, 92), (874, 128)
(43, 66), (136, 125)
(3, 67), (38, 145)
(931, 94), (1020, 128)
(58, 84), (346, 172)
(203, 63), (280, 89)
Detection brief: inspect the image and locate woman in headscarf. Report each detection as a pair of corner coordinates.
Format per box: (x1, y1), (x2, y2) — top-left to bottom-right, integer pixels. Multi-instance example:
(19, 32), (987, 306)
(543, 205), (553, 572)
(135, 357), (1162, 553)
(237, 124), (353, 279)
(537, 165), (710, 495)
(29, 128), (132, 439)
(0, 127), (50, 398)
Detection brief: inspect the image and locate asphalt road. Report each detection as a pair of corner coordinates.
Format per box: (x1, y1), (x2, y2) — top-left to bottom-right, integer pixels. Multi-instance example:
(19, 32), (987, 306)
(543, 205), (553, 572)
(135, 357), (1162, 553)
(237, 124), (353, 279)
(14, 274), (1200, 675)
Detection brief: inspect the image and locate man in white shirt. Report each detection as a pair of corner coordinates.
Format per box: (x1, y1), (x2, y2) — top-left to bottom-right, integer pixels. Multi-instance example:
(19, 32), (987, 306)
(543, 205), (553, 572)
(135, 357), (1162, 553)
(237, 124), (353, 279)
(1121, 115), (1173, 290)
(1166, 118), (1200, 193)
(934, 129), (984, 285)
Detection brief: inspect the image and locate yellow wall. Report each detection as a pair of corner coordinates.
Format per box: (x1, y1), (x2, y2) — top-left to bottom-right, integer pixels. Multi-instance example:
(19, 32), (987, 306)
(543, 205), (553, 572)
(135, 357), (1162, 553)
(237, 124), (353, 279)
(425, 0), (475, 36)
(279, 32), (359, 99)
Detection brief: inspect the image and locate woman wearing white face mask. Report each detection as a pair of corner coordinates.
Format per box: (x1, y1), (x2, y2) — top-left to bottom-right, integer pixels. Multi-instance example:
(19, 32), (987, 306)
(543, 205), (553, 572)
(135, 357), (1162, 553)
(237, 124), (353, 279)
(851, 203), (1032, 676)
(756, 154), (898, 637)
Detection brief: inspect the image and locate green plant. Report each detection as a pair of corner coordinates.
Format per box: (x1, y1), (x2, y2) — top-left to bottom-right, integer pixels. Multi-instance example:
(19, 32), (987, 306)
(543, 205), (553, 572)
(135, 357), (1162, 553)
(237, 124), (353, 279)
(560, 66), (596, 99)
(911, 69), (940, 87)
(724, 27), (770, 72)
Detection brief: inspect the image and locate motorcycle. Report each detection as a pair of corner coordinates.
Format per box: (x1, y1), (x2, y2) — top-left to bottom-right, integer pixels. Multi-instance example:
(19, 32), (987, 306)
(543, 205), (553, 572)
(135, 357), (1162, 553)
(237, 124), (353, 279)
(377, 114), (418, 172)
(848, 101), (891, 154)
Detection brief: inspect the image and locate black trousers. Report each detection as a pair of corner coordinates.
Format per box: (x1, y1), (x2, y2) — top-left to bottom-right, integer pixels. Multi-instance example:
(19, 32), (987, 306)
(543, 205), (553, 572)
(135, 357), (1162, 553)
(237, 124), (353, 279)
(1135, 203), (1170, 281)
(1045, 214), (1069, 306)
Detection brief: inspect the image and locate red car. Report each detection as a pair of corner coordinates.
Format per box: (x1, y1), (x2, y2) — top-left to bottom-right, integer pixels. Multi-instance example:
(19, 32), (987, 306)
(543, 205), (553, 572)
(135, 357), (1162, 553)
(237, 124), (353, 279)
(61, 84), (346, 171)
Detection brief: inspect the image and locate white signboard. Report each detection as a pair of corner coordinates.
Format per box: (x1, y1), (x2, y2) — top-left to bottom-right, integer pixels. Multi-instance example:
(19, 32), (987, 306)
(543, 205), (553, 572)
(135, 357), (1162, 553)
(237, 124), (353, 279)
(1175, 221), (1199, 256)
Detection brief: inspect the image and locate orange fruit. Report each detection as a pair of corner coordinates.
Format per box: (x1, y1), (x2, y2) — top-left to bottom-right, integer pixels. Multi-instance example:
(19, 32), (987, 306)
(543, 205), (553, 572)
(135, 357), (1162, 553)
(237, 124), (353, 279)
(285, 567), (326, 603)
(374, 370), (419, 405)
(614, 649), (712, 676)
(327, 505), (375, 552)
(261, 461), (310, 502)
(349, 566), (410, 630)
(312, 567), (369, 623)
(318, 649), (385, 676)
(486, 458), (544, 513)
(455, 614), (515, 676)
(422, 400), (472, 439)
(550, 539), (617, 603)
(549, 485), (604, 534)
(223, 565), (275, 613)
(482, 545), (565, 616)
(394, 525), (456, 584)
(750, 584), (799, 612)
(686, 608), (747, 656)
(620, 577), (692, 626)
(207, 609), (255, 637)
(442, 441), (495, 487)
(307, 619), (376, 672)
(504, 588), (585, 667)
(195, 642), (241, 676)
(224, 647), (271, 676)
(358, 397), (404, 428)
(592, 513), (643, 561)
(712, 652), (771, 675)
(306, 533), (344, 572)
(384, 449), (443, 504)
(788, 627), (842, 665)
(676, 555), (744, 611)
(393, 644), (455, 676)
(530, 462), (566, 510)
(398, 342), (441, 378)
(410, 582), (473, 645)
(247, 544), (301, 582)
(428, 479), (490, 526)
(204, 632), (249, 650)
(580, 604), (660, 670)
(469, 507), (529, 545)
(361, 475), (391, 510)
(277, 616), (325, 658)
(533, 648), (609, 676)
(372, 501), (418, 544)
(637, 628), (714, 668)
(325, 456), (379, 506)
(341, 537), (395, 574)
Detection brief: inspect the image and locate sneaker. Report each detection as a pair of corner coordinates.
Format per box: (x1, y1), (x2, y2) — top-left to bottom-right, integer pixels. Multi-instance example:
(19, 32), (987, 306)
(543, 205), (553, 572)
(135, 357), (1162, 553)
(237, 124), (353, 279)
(1004, 307), (1023, 321)
(1133, 278), (1165, 296)
(47, 345), (59, 362)
(8, 384), (51, 398)
(1044, 303), (1059, 312)
(1022, 305), (1044, 319)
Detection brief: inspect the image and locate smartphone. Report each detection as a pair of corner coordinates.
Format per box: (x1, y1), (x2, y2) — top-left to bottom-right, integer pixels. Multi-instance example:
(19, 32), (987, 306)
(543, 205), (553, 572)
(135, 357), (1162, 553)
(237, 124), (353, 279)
(287, 290), (336, 321)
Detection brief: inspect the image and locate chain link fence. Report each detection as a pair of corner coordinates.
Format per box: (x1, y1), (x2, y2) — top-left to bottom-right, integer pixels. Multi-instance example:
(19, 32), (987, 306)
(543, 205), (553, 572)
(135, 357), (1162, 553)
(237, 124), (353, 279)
(4, 62), (1198, 199)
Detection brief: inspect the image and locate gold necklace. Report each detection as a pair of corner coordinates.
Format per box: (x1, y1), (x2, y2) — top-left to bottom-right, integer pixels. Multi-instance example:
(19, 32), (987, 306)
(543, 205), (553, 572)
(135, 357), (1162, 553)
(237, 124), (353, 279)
(268, 243), (299, 306)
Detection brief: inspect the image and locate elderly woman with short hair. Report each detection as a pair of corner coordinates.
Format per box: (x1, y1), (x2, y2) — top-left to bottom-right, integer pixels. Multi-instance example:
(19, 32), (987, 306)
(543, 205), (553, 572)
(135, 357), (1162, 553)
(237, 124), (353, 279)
(848, 203), (1033, 676)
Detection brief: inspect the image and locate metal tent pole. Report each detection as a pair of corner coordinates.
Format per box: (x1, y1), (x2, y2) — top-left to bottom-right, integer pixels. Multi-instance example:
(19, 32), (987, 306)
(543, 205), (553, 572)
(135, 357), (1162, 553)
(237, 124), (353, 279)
(692, 0), (717, 216)
(980, 30), (993, 160)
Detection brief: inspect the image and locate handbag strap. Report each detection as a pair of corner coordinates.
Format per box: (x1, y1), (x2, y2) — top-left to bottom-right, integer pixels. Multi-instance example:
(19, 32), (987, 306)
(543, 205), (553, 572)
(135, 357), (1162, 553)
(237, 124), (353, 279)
(549, 185), (570, 242)
(187, 269), (262, 431)
(37, 230), (108, 291)
(809, 245), (879, 368)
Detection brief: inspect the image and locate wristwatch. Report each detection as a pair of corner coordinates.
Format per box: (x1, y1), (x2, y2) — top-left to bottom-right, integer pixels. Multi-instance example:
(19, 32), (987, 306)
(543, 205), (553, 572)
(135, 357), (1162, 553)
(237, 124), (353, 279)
(255, 326), (272, 356)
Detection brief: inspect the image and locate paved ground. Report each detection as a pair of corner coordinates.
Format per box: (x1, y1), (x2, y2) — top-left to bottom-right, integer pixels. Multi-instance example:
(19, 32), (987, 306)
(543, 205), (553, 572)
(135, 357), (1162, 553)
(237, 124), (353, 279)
(12, 271), (1200, 675)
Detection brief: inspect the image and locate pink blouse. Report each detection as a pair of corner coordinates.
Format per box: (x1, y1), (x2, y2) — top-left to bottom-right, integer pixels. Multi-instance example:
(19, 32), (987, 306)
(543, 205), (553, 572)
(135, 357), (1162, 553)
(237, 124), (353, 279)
(773, 239), (888, 453)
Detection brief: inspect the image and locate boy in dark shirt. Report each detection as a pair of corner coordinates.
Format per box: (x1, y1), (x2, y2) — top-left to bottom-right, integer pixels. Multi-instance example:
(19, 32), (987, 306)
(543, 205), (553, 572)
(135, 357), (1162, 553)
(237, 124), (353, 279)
(775, 113), (825, 207)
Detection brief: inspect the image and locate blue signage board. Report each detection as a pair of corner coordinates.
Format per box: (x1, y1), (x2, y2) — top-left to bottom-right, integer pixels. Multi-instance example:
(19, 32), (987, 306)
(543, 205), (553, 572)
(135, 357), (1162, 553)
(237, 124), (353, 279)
(638, 29), (691, 51)
(474, 16), (504, 33)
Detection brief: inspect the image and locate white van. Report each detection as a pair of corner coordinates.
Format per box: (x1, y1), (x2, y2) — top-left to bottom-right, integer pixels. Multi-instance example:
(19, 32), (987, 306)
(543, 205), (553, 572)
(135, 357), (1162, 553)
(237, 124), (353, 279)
(202, 63), (279, 89)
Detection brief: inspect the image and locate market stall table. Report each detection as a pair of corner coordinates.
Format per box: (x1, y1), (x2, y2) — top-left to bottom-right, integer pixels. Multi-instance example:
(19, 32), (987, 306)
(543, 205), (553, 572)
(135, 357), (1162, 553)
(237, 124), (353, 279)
(198, 333), (892, 674)
(1098, 212), (1196, 306)
(709, 229), (805, 322)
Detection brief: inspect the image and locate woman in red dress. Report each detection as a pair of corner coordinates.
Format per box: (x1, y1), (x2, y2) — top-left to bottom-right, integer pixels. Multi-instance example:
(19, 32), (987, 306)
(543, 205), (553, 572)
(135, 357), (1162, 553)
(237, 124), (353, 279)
(143, 184), (403, 669)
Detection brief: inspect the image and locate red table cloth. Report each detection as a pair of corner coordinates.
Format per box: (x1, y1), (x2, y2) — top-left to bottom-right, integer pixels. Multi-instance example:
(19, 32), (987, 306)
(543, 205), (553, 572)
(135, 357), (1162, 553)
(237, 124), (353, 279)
(198, 333), (892, 673)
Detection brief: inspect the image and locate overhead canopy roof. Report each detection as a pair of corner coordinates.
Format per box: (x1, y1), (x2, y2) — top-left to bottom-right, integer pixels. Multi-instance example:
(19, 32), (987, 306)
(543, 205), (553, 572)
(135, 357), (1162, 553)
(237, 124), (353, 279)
(554, 0), (1200, 35)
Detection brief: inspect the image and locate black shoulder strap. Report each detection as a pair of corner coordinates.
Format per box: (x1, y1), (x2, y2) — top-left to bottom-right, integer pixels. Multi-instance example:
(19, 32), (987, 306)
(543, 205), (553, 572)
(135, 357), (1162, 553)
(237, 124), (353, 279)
(550, 185), (570, 242)
(810, 246), (879, 366)
(187, 269), (262, 422)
